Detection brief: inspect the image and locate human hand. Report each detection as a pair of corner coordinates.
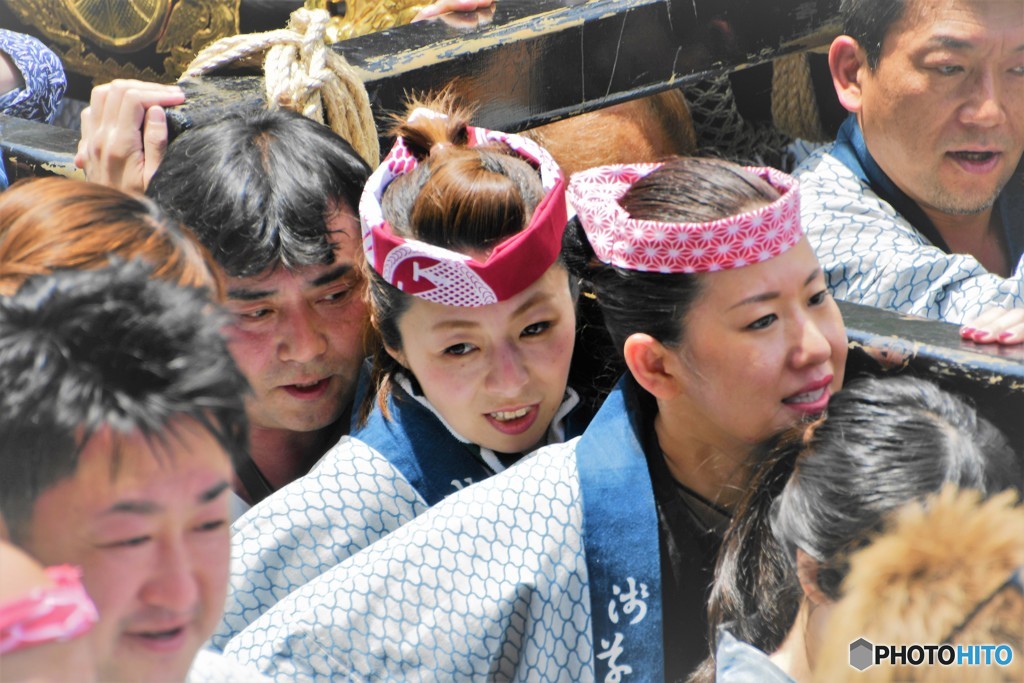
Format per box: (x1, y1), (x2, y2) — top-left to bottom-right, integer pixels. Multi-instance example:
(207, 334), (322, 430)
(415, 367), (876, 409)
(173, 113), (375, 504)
(75, 79), (185, 194)
(959, 307), (1024, 345)
(413, 0), (495, 23)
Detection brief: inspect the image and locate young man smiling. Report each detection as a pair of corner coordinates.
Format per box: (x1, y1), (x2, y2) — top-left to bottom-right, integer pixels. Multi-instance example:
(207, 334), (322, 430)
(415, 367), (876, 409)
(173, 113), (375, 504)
(0, 263), (254, 683)
(796, 0), (1024, 334)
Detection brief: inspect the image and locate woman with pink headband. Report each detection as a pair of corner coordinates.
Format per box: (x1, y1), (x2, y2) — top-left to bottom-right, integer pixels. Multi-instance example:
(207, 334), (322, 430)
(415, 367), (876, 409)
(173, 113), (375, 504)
(213, 94), (589, 648)
(0, 542), (97, 682)
(215, 156), (848, 681)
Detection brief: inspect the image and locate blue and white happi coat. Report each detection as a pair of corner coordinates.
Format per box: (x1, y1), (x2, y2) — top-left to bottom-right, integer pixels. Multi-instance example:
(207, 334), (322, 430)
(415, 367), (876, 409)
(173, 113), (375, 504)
(714, 628), (795, 683)
(211, 379), (667, 682)
(796, 116), (1024, 324)
(211, 373), (585, 651)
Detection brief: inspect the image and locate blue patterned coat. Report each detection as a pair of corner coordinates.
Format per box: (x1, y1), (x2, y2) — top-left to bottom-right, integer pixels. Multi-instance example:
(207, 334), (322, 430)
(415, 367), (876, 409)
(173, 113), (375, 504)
(796, 117), (1024, 324)
(0, 30), (66, 189)
(211, 375), (585, 651)
(208, 380), (670, 682)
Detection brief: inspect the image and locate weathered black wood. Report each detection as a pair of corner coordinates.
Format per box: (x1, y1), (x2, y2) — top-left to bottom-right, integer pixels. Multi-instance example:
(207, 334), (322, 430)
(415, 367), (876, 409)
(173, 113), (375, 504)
(0, 0), (841, 180)
(840, 301), (1024, 455)
(169, 0), (842, 135)
(0, 114), (83, 181)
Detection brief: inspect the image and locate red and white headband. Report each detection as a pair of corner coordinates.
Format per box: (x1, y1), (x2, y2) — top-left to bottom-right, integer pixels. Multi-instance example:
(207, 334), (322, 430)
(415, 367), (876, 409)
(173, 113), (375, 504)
(0, 565), (98, 655)
(567, 163), (802, 273)
(360, 110), (567, 307)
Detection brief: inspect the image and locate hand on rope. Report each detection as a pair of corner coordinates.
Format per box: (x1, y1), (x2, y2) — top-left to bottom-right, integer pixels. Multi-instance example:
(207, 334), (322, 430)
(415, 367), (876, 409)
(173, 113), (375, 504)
(75, 80), (184, 194)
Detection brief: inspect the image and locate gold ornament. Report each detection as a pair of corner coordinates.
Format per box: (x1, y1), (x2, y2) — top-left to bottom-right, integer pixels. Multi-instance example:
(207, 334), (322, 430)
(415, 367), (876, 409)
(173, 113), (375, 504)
(5, 0), (241, 85)
(309, 0), (433, 43)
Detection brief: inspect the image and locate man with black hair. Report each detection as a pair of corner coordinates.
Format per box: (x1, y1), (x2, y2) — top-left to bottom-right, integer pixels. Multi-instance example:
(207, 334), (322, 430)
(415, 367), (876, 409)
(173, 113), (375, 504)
(145, 109), (373, 515)
(78, 93), (373, 515)
(0, 262), (263, 682)
(796, 0), (1024, 333)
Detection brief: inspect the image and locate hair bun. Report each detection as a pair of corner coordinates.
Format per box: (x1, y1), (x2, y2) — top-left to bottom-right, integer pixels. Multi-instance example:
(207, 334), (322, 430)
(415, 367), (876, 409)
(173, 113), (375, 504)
(391, 93), (474, 161)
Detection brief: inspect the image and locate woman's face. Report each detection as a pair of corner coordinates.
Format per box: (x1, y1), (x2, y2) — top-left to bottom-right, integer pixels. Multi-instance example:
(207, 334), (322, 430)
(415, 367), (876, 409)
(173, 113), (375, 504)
(390, 264), (576, 453)
(669, 237), (847, 449)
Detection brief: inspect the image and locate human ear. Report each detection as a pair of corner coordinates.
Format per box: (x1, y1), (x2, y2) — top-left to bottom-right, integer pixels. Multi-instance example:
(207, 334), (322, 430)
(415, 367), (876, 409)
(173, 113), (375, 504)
(623, 333), (683, 400)
(828, 36), (867, 113)
(795, 548), (833, 607)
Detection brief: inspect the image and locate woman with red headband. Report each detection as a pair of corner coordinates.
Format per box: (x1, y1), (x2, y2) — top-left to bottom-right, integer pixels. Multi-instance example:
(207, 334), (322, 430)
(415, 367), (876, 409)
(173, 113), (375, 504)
(213, 95), (589, 648)
(213, 156), (848, 681)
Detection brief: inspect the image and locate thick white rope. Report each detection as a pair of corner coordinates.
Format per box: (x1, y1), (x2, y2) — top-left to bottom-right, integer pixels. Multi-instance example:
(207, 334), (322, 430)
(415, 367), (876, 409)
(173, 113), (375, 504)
(182, 7), (380, 167)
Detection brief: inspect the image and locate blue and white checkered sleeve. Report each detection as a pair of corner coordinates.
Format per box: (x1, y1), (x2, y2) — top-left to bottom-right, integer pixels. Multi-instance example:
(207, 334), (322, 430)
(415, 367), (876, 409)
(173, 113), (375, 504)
(797, 149), (1024, 324)
(222, 440), (594, 682)
(211, 436), (431, 651)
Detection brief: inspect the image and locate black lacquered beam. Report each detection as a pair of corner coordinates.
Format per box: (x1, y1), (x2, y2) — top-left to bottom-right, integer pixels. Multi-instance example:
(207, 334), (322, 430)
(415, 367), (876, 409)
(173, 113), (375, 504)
(0, 0), (841, 179)
(841, 301), (1024, 455)
(0, 114), (83, 182)
(169, 0), (842, 134)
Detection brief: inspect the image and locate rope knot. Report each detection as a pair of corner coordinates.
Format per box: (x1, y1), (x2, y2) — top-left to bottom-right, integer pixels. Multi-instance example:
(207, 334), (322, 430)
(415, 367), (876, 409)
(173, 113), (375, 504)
(181, 7), (380, 167)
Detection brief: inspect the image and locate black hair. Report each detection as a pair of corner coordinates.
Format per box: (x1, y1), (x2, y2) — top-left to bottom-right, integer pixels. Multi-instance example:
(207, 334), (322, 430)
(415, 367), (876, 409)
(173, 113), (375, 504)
(360, 94), (575, 423)
(565, 156), (781, 355)
(147, 108), (371, 277)
(0, 261), (249, 541)
(690, 376), (1023, 682)
(840, 0), (910, 69)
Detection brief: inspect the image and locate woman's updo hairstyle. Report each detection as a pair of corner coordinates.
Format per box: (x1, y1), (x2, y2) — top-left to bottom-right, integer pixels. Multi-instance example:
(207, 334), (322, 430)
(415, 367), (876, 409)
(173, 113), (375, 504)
(772, 377), (1019, 599)
(565, 157), (780, 356)
(363, 92), (562, 421)
(380, 99), (544, 253)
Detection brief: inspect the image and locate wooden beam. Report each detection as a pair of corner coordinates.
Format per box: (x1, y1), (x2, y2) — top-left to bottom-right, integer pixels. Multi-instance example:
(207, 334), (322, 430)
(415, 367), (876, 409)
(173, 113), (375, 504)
(0, 114), (83, 181)
(1, 0), (841, 179)
(841, 301), (1024, 454)
(170, 0), (841, 133)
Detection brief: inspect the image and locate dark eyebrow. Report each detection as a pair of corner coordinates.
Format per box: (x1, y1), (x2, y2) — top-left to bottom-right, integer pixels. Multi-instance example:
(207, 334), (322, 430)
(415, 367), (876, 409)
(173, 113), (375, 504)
(226, 264), (354, 300)
(103, 499), (160, 516)
(198, 481), (231, 504)
(430, 290), (555, 332)
(930, 36), (975, 51)
(227, 286), (275, 302)
(309, 264), (354, 288)
(511, 290), (554, 318)
(728, 267), (821, 310)
(102, 480), (230, 516)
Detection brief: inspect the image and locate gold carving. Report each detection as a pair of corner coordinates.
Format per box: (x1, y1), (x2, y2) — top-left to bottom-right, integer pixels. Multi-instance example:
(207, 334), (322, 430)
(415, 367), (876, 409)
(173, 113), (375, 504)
(62, 0), (170, 52)
(313, 0), (433, 42)
(5, 0), (241, 85)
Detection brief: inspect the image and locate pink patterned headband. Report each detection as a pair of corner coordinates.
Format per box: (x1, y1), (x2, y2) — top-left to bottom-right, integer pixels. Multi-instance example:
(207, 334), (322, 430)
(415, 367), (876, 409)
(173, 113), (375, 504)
(567, 163), (802, 273)
(0, 565), (98, 655)
(360, 111), (567, 307)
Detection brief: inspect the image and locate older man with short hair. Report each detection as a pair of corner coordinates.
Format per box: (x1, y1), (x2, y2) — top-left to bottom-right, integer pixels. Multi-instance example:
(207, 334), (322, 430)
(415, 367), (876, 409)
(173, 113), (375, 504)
(797, 0), (1024, 338)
